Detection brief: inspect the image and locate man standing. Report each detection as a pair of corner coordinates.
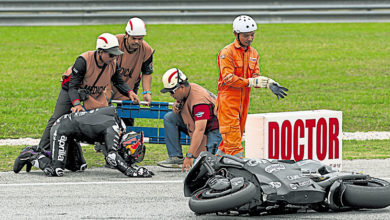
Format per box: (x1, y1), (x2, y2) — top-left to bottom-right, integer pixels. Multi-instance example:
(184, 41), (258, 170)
(37, 33), (133, 153)
(14, 106), (153, 178)
(110, 17), (154, 125)
(157, 68), (222, 172)
(216, 15), (288, 157)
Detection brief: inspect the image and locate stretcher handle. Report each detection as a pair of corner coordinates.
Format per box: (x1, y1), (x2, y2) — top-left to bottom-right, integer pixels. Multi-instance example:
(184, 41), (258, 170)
(111, 100), (175, 106)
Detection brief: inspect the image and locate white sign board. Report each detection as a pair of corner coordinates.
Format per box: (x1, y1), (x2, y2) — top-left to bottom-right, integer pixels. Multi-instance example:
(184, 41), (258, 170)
(245, 110), (342, 169)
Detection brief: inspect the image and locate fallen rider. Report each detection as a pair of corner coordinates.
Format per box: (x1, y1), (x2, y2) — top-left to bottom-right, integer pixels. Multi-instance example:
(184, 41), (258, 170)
(13, 106), (153, 177)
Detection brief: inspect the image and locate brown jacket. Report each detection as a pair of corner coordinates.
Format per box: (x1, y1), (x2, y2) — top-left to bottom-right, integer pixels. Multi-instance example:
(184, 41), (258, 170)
(64, 51), (117, 110)
(180, 83), (217, 138)
(111, 34), (154, 100)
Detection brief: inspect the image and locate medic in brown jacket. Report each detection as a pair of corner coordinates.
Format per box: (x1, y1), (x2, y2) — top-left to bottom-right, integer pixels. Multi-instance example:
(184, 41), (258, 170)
(160, 68), (222, 172)
(109, 17), (154, 107)
(64, 33), (132, 111)
(37, 33), (132, 152)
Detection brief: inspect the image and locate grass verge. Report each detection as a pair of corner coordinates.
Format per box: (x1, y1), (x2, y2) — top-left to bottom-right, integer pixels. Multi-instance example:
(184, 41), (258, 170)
(0, 23), (390, 138)
(0, 140), (388, 172)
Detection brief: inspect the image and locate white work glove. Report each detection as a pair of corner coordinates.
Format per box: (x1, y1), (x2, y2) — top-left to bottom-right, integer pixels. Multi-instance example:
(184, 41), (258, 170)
(248, 76), (289, 99)
(248, 76), (274, 88)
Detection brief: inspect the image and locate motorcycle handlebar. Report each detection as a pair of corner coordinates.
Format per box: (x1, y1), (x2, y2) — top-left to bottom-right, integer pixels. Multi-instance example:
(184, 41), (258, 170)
(111, 100), (175, 106)
(203, 158), (216, 176)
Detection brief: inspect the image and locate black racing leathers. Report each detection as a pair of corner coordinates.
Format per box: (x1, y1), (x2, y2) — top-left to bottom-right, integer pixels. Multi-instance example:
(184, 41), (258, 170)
(39, 106), (132, 176)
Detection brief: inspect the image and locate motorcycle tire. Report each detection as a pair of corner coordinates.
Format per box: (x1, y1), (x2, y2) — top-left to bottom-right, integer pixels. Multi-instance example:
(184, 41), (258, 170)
(342, 178), (390, 209)
(189, 181), (257, 214)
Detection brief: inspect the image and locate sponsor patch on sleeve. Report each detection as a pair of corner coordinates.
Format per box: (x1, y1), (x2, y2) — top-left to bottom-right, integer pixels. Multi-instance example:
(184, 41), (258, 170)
(73, 67), (79, 74)
(195, 112), (205, 118)
(250, 57), (257, 62)
(193, 104), (211, 121)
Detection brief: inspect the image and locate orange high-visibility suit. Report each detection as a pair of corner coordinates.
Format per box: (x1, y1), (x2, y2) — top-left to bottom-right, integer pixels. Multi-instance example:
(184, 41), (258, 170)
(217, 39), (260, 155)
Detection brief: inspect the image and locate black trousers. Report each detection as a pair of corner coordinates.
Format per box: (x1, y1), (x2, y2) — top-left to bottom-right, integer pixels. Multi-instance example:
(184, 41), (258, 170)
(38, 88), (72, 151)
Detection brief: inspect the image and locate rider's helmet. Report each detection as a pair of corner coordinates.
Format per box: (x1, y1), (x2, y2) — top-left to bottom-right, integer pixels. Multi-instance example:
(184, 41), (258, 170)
(233, 15), (257, 33)
(96, 33), (123, 55)
(120, 131), (145, 164)
(160, 68), (188, 93)
(126, 17), (147, 36)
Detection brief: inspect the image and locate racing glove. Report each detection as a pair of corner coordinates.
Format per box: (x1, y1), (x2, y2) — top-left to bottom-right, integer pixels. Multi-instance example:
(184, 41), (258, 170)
(124, 166), (154, 178)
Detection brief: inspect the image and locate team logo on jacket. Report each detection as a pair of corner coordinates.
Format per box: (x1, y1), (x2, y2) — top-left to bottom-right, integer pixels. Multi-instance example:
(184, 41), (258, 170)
(73, 67), (79, 74)
(220, 55), (225, 59)
(250, 57), (257, 62)
(195, 112), (205, 118)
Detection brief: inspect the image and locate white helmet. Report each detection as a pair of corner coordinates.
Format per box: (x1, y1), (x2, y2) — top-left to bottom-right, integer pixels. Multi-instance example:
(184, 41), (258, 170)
(96, 33), (123, 55)
(126, 17), (147, 36)
(233, 15), (257, 33)
(160, 68), (187, 93)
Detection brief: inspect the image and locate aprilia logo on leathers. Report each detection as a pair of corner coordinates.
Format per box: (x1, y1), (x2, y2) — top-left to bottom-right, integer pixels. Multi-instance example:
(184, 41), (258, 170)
(58, 135), (67, 161)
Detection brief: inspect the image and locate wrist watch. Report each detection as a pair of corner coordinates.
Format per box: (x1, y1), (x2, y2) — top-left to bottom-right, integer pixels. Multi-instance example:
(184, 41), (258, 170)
(186, 153), (194, 159)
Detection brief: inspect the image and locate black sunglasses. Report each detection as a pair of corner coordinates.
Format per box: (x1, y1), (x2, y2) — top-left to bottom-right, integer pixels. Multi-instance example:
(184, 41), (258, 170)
(109, 53), (117, 58)
(169, 86), (180, 94)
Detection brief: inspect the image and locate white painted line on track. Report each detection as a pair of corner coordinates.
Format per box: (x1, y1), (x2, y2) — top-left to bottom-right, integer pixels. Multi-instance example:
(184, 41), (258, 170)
(1, 178), (389, 187)
(0, 180), (183, 187)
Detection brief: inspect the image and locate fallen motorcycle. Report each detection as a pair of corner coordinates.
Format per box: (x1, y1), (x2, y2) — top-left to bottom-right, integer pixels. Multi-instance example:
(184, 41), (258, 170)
(184, 151), (390, 216)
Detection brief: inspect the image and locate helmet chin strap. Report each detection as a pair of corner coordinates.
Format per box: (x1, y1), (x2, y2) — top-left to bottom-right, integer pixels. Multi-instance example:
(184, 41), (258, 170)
(236, 33), (247, 49)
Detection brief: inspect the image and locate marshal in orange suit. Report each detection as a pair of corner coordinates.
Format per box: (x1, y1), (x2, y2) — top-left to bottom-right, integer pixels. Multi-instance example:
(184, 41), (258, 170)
(216, 15), (288, 157)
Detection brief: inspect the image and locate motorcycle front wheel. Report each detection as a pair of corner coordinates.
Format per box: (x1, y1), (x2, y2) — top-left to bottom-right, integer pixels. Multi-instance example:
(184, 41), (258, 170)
(342, 178), (390, 209)
(189, 181), (257, 214)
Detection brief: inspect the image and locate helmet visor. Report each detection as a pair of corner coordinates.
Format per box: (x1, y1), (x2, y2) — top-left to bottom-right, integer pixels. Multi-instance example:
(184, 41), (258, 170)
(104, 46), (124, 56)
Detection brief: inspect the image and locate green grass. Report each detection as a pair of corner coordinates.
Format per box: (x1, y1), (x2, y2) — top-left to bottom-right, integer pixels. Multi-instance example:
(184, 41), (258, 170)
(343, 140), (390, 159)
(0, 23), (389, 138)
(1, 140), (388, 172)
(0, 23), (389, 171)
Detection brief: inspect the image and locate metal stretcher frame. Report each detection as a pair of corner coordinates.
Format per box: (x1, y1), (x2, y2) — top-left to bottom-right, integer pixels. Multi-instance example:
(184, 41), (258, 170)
(113, 100), (191, 145)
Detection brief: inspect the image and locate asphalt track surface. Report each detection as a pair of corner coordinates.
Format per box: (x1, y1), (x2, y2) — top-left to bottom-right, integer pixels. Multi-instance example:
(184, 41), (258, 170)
(1, 159), (389, 219)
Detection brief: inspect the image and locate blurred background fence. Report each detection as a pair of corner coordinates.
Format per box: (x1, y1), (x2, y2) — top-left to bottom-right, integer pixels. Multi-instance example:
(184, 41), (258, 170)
(1, 0), (390, 26)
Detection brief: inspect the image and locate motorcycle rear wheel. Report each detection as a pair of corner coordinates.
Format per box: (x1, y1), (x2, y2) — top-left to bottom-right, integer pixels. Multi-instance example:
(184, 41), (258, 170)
(189, 181), (257, 214)
(342, 178), (390, 209)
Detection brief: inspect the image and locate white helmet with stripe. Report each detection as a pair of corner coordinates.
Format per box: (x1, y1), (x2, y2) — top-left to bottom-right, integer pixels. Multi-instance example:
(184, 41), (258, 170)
(126, 17), (147, 36)
(160, 68), (187, 93)
(96, 33), (123, 55)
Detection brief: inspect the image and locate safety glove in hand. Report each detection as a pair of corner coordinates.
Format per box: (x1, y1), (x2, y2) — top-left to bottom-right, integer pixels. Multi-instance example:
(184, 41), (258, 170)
(268, 81), (288, 99)
(248, 76), (271, 88)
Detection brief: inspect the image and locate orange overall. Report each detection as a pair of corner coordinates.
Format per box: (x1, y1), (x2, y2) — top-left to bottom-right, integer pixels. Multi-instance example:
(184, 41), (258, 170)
(217, 39), (260, 155)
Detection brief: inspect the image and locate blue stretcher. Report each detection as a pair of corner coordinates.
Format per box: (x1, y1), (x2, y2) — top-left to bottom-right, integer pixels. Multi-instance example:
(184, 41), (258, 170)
(113, 100), (191, 145)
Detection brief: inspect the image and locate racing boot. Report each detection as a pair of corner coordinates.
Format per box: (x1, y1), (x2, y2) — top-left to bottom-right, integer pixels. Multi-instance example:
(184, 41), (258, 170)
(13, 146), (38, 173)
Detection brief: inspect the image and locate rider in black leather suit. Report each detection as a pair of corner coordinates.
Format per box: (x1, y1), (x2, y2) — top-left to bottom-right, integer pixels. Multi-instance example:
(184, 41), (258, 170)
(14, 106), (152, 177)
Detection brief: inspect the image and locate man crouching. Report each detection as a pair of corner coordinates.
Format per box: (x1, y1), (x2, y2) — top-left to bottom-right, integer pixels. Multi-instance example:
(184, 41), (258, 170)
(13, 106), (153, 178)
